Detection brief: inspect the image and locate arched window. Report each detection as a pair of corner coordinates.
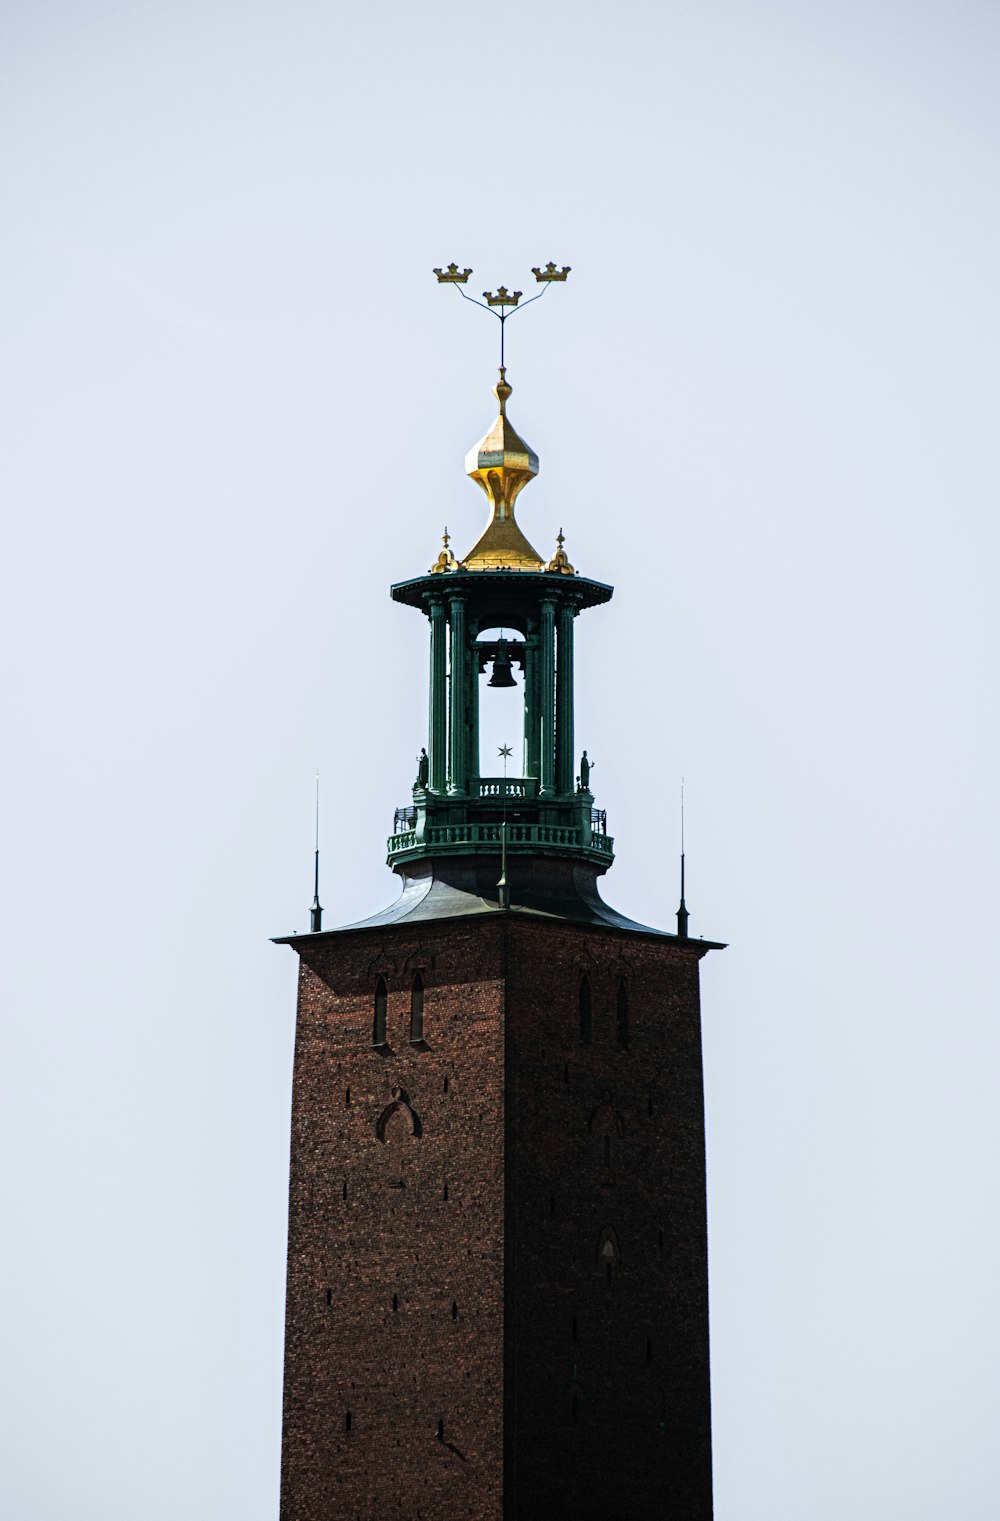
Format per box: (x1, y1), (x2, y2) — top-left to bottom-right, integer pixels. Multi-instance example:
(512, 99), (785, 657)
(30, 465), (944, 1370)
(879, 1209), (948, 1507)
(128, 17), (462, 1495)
(616, 979), (629, 1048)
(579, 974), (592, 1045)
(597, 1225), (621, 1285)
(373, 977), (387, 1045)
(410, 972), (424, 1043)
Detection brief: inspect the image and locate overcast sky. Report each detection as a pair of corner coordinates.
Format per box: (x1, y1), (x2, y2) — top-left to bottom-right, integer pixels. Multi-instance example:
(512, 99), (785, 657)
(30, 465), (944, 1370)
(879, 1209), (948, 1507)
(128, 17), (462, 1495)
(2, 2), (999, 1517)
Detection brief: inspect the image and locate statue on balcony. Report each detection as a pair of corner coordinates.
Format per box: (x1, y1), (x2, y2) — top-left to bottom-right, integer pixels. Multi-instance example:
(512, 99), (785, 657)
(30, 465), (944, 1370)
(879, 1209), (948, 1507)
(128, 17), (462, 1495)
(416, 747), (429, 787)
(578, 750), (593, 791)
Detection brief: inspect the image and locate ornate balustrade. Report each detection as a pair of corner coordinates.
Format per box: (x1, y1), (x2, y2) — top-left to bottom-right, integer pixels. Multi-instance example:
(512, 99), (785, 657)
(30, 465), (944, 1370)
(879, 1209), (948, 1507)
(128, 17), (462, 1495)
(386, 819), (615, 861)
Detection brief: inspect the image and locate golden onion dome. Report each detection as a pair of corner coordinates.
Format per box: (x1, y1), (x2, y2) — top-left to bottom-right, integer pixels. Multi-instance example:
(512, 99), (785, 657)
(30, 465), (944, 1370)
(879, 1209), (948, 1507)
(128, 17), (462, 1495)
(461, 369), (544, 571)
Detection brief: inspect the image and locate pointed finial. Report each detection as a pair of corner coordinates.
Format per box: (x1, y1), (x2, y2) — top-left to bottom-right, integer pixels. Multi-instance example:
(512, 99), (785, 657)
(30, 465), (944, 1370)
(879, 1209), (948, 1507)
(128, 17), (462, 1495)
(430, 525), (460, 574)
(310, 770), (323, 933)
(546, 525), (576, 575)
(676, 778), (689, 938)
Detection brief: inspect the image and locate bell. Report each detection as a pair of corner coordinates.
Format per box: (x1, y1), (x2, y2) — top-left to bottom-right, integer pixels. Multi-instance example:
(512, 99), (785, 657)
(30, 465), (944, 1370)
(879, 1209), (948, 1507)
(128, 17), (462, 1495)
(488, 640), (517, 688)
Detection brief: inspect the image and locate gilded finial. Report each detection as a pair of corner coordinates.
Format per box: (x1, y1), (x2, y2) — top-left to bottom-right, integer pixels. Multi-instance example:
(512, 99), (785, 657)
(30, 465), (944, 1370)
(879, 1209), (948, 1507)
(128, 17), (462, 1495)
(430, 525), (461, 575)
(462, 372), (544, 571)
(433, 264), (472, 283)
(532, 263), (571, 282)
(484, 287), (522, 307)
(546, 527), (576, 575)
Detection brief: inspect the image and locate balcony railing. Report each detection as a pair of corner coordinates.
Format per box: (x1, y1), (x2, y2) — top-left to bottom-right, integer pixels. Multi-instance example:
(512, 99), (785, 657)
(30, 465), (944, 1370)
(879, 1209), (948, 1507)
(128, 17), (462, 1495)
(386, 820), (615, 859)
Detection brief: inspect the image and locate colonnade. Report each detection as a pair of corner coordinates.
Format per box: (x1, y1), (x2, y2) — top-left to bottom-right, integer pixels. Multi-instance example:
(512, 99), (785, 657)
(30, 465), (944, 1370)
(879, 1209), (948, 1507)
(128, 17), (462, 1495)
(425, 590), (578, 797)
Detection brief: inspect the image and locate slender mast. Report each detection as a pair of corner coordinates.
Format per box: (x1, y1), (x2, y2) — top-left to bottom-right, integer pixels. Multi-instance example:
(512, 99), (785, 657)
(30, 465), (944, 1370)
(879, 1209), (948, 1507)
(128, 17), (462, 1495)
(310, 770), (323, 932)
(676, 776), (689, 938)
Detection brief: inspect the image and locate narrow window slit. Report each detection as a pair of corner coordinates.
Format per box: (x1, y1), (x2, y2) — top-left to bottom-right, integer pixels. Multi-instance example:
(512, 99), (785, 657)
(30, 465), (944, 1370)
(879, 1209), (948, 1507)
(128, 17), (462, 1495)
(392, 1293), (398, 1312)
(326, 1288), (332, 1306)
(373, 977), (387, 1046)
(344, 1410), (352, 1433)
(616, 979), (629, 1048)
(410, 972), (424, 1044)
(451, 1301), (458, 1320)
(579, 975), (592, 1045)
(435, 1419), (444, 1442)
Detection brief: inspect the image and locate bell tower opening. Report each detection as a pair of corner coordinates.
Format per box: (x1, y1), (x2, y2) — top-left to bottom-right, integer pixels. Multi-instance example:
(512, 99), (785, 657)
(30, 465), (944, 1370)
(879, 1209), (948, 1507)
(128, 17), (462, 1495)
(476, 626), (526, 775)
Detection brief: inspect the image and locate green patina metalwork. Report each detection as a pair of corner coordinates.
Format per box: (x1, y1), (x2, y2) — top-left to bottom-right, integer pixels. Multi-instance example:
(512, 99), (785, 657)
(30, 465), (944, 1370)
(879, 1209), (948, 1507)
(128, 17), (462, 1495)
(389, 568), (614, 873)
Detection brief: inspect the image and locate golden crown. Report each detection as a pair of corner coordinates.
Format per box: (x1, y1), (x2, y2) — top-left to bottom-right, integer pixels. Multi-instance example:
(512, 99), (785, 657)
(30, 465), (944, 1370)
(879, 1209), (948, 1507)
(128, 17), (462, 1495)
(532, 263), (571, 282)
(433, 264), (472, 283)
(483, 287), (522, 307)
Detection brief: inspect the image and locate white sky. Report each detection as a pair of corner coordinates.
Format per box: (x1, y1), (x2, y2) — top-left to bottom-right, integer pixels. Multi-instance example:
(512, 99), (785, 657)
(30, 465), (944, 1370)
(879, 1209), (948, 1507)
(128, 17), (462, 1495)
(1, 2), (998, 1517)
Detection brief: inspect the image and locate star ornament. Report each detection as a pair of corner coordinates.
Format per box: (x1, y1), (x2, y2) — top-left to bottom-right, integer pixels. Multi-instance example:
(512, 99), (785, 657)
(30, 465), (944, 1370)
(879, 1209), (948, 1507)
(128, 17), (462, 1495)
(497, 745), (513, 760)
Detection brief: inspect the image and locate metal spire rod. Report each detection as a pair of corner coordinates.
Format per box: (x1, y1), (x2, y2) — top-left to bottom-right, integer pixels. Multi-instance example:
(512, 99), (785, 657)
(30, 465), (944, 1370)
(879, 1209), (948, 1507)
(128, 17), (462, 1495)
(497, 743), (513, 911)
(310, 769), (323, 933)
(676, 776), (689, 939)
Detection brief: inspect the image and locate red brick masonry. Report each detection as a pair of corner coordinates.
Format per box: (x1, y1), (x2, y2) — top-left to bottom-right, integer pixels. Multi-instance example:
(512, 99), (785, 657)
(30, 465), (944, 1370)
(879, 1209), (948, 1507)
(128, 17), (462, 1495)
(281, 916), (713, 1521)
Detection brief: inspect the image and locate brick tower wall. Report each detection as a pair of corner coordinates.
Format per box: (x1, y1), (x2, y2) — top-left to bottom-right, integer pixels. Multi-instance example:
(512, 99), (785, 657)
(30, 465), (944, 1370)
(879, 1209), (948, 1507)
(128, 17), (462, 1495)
(503, 921), (713, 1521)
(281, 921), (508, 1521)
(280, 916), (712, 1521)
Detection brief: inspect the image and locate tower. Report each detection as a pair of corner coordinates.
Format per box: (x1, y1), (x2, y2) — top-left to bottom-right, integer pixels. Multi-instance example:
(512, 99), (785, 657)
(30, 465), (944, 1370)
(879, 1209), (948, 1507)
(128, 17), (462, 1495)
(276, 278), (723, 1521)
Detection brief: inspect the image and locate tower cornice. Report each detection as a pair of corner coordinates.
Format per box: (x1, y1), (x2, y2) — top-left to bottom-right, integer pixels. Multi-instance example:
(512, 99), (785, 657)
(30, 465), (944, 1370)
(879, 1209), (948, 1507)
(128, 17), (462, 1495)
(391, 567), (613, 617)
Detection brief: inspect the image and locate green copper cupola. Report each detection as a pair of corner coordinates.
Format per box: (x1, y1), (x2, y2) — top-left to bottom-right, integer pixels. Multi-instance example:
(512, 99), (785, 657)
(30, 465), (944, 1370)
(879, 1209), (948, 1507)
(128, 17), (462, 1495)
(387, 370), (614, 884)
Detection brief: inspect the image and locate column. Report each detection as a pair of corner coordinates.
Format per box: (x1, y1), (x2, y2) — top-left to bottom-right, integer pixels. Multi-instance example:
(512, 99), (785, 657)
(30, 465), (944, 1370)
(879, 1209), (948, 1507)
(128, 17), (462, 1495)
(428, 599), (447, 792)
(448, 594), (467, 794)
(556, 601), (576, 794)
(539, 597), (556, 796)
(523, 634), (539, 779)
(467, 625), (480, 786)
